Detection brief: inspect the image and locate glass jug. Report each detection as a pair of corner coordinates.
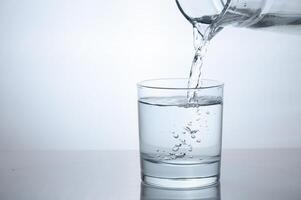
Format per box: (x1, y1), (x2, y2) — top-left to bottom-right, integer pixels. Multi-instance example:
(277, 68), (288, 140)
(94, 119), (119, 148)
(176, 0), (301, 34)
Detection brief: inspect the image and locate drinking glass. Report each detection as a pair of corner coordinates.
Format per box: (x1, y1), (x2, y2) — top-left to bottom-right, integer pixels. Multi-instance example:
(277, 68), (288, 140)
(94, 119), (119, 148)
(137, 78), (224, 188)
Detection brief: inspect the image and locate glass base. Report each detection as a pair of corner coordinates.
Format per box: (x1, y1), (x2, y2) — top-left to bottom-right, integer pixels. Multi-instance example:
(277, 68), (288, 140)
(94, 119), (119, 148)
(142, 175), (219, 189)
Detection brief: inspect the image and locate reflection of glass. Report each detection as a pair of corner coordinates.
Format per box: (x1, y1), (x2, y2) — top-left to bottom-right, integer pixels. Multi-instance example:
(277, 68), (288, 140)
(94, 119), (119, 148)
(140, 182), (221, 200)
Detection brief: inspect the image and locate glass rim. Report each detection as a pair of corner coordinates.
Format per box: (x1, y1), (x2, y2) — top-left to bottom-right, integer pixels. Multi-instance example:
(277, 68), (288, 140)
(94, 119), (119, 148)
(137, 78), (224, 90)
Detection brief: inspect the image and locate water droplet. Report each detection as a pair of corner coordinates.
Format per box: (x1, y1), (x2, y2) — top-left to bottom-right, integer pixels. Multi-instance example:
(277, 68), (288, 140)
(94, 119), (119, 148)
(206, 111), (210, 115)
(196, 139), (201, 143)
(191, 135), (196, 139)
(172, 146), (179, 152)
(189, 155), (193, 158)
(182, 131), (186, 134)
(188, 121), (192, 126)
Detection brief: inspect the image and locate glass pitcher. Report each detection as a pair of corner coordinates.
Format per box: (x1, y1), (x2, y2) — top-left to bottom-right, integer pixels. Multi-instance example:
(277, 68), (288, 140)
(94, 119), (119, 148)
(176, 0), (301, 33)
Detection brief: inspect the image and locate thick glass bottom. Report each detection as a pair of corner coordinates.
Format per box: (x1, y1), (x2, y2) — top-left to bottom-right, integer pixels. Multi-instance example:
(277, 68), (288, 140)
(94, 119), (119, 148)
(142, 175), (219, 189)
(140, 156), (220, 188)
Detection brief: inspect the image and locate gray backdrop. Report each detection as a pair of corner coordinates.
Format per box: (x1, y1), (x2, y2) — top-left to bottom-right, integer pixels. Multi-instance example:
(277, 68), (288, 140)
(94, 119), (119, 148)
(0, 0), (300, 150)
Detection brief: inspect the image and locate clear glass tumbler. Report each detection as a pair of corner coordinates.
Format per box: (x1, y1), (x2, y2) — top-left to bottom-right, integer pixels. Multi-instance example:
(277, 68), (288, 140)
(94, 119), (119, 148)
(137, 78), (224, 188)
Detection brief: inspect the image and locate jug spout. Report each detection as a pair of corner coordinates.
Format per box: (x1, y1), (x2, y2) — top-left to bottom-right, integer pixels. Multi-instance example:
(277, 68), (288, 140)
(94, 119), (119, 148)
(176, 0), (228, 25)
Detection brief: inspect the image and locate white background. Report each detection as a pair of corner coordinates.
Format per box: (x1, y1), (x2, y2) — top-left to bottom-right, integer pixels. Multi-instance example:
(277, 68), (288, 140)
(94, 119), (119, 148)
(0, 0), (300, 150)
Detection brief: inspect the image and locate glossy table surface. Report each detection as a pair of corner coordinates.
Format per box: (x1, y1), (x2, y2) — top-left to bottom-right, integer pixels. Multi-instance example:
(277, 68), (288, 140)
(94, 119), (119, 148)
(0, 149), (300, 200)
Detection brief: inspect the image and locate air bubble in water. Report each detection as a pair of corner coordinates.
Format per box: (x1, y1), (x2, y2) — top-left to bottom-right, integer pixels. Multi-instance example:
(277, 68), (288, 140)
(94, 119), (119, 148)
(191, 135), (196, 139)
(172, 132), (179, 139)
(184, 127), (192, 133)
(196, 139), (201, 143)
(180, 139), (187, 145)
(167, 154), (176, 160)
(175, 143), (182, 147)
(188, 145), (193, 152)
(172, 145), (179, 152)
(190, 155), (193, 158)
(175, 152), (186, 158)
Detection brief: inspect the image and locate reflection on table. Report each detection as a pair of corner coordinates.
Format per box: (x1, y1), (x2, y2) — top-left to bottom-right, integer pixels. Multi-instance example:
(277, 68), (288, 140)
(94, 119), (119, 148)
(140, 182), (221, 200)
